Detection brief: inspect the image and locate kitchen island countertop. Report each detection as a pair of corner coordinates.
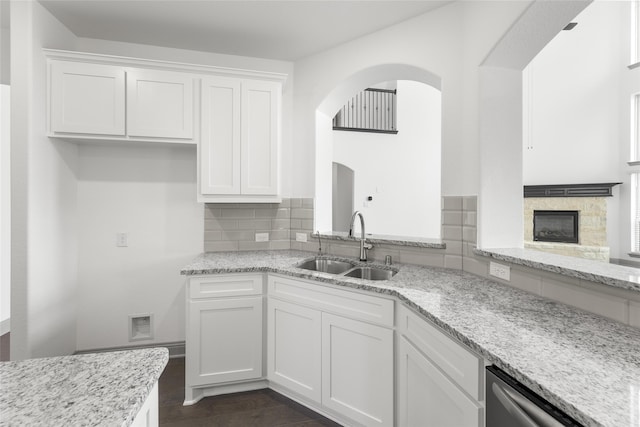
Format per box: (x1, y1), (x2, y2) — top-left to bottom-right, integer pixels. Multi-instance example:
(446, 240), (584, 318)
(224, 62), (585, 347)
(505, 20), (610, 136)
(0, 347), (168, 426)
(182, 250), (640, 427)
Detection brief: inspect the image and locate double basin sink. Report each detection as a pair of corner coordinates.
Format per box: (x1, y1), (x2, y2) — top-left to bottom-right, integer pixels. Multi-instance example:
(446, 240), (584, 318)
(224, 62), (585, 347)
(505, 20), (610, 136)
(296, 257), (398, 281)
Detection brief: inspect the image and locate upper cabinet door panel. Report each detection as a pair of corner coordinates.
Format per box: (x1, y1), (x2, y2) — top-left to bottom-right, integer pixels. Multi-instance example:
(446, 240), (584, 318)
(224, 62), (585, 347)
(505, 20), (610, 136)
(127, 70), (194, 139)
(50, 61), (126, 136)
(200, 77), (241, 195)
(241, 80), (279, 195)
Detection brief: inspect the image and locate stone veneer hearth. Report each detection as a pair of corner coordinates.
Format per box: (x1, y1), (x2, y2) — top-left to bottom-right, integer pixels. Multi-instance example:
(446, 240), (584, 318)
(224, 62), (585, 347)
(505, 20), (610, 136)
(524, 197), (609, 262)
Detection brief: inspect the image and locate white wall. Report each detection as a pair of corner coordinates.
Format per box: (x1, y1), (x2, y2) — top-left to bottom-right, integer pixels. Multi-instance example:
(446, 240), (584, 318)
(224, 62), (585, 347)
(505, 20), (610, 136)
(332, 81), (441, 238)
(69, 38), (293, 350)
(7, 13), (295, 354)
(523, 2), (624, 184)
(11, 0), (79, 359)
(76, 145), (202, 350)
(522, 1), (636, 260)
(475, 0), (590, 249)
(293, 1), (532, 202)
(1, 85), (10, 335)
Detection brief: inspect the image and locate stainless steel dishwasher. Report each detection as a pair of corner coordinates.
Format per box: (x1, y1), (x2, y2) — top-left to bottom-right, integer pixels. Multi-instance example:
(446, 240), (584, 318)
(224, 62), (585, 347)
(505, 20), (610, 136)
(486, 366), (584, 427)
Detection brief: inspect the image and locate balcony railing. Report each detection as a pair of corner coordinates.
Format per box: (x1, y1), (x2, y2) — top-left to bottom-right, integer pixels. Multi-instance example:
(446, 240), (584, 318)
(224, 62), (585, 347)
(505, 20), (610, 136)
(333, 88), (398, 134)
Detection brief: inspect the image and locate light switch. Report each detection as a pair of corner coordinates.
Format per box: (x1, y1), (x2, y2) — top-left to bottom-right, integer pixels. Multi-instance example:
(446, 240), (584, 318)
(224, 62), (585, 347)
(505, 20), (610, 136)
(116, 232), (128, 247)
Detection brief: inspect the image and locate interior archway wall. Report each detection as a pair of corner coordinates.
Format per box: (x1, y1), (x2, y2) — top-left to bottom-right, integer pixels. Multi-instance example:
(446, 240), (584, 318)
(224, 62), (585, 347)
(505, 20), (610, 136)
(315, 64), (442, 232)
(477, 0), (591, 248)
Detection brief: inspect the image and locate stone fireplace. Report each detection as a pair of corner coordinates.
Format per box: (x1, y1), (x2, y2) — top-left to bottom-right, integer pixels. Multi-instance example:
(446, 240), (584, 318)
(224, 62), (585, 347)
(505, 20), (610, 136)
(523, 183), (620, 262)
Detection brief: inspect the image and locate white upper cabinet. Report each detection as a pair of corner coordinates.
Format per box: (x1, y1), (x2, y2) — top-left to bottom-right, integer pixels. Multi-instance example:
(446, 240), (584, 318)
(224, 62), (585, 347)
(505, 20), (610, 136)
(50, 61), (126, 136)
(46, 49), (286, 202)
(127, 70), (194, 139)
(200, 77), (281, 201)
(241, 80), (279, 196)
(200, 77), (242, 195)
(48, 57), (195, 144)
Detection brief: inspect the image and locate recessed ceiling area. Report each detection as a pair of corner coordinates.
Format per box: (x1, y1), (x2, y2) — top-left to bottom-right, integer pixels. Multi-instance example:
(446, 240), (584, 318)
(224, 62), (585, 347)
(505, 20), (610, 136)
(37, 0), (451, 61)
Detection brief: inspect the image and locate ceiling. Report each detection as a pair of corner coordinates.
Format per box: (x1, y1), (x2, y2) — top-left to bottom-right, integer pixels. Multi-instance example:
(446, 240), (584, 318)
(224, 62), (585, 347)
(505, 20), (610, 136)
(37, 0), (451, 61)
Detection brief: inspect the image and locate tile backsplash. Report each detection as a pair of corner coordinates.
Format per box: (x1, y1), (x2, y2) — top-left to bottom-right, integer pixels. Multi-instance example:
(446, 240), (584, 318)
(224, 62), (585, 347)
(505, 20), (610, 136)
(203, 197), (475, 259)
(204, 198), (314, 252)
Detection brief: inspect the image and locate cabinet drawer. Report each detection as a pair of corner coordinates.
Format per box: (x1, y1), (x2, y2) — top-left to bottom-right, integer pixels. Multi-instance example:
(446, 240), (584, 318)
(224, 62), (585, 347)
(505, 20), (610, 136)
(268, 275), (393, 327)
(397, 305), (482, 400)
(189, 274), (263, 299)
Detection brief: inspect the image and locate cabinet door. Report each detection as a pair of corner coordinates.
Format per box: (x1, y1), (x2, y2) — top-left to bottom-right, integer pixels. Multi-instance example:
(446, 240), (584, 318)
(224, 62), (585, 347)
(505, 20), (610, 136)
(241, 80), (279, 195)
(50, 61), (125, 135)
(321, 313), (394, 427)
(397, 336), (482, 427)
(267, 298), (321, 402)
(130, 382), (158, 427)
(200, 77), (241, 194)
(127, 70), (194, 139)
(186, 297), (263, 387)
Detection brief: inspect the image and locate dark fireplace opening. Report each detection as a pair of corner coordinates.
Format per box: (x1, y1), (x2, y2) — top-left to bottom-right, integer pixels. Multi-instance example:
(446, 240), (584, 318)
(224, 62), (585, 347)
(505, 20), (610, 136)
(533, 210), (579, 244)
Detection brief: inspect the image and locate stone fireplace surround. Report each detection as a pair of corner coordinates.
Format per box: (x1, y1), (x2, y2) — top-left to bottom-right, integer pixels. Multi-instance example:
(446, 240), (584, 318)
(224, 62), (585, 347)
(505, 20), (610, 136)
(523, 183), (620, 263)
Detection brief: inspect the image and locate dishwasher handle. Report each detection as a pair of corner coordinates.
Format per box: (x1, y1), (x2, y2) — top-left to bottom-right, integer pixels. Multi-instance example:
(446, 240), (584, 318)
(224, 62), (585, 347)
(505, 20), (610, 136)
(492, 382), (539, 427)
(492, 381), (567, 427)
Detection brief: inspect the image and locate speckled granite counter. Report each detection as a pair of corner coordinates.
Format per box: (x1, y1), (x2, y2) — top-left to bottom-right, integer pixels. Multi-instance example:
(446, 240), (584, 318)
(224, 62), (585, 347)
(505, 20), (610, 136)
(0, 348), (168, 426)
(315, 231), (446, 249)
(475, 247), (640, 292)
(182, 250), (640, 427)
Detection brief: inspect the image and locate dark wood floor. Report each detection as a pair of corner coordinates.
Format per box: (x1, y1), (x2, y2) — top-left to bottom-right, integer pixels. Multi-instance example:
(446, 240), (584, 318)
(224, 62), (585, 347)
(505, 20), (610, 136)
(159, 357), (342, 427)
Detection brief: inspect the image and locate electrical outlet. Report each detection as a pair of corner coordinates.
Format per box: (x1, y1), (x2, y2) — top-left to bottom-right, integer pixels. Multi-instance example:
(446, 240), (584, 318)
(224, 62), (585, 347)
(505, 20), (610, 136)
(255, 232), (269, 242)
(116, 232), (128, 247)
(296, 232), (308, 242)
(489, 261), (510, 281)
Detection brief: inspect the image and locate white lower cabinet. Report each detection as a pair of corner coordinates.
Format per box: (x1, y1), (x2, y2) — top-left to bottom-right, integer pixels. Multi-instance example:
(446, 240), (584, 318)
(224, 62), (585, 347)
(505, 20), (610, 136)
(185, 274), (264, 404)
(130, 382), (159, 427)
(185, 273), (486, 427)
(396, 306), (484, 427)
(267, 275), (394, 427)
(267, 297), (322, 402)
(397, 337), (482, 427)
(321, 313), (394, 426)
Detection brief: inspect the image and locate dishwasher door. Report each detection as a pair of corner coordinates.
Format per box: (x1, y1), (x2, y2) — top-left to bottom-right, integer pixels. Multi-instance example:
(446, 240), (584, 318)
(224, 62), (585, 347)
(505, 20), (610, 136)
(486, 366), (583, 427)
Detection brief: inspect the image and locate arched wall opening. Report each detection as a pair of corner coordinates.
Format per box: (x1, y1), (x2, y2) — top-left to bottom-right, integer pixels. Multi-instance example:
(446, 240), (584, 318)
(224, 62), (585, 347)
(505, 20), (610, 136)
(315, 64), (443, 234)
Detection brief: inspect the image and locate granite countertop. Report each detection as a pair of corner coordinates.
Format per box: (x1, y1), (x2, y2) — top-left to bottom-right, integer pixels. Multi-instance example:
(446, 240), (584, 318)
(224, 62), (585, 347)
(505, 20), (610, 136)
(315, 231), (446, 249)
(182, 250), (640, 427)
(474, 247), (640, 292)
(0, 348), (168, 426)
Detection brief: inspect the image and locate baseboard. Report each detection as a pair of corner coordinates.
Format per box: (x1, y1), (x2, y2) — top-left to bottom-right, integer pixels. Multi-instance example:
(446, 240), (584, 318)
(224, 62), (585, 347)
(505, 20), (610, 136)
(0, 318), (9, 336)
(74, 341), (185, 358)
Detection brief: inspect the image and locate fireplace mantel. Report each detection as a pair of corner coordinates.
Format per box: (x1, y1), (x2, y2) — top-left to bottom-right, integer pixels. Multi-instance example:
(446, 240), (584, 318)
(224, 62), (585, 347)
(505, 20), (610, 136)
(523, 183), (622, 198)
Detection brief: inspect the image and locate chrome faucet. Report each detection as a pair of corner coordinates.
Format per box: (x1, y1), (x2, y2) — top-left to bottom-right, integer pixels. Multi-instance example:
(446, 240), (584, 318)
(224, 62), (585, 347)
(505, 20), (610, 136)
(349, 211), (373, 261)
(316, 231), (322, 255)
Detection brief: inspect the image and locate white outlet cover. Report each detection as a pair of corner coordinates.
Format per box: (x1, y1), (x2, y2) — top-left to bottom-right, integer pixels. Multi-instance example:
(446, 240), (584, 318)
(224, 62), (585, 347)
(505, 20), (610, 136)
(255, 232), (269, 242)
(296, 232), (308, 242)
(489, 261), (510, 281)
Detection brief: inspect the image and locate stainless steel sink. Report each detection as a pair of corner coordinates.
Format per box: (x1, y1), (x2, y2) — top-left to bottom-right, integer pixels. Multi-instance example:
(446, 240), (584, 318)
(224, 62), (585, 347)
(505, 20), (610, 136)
(343, 266), (397, 281)
(297, 258), (355, 274)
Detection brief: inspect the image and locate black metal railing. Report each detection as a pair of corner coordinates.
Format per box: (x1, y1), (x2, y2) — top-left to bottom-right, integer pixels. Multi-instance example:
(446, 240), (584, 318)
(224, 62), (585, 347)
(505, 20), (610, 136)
(333, 88), (398, 134)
